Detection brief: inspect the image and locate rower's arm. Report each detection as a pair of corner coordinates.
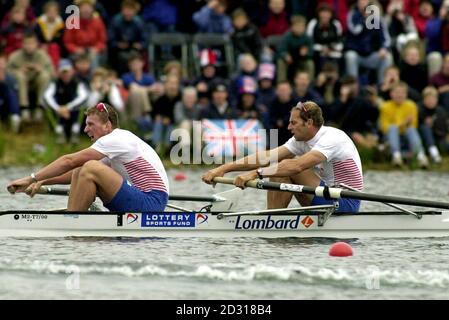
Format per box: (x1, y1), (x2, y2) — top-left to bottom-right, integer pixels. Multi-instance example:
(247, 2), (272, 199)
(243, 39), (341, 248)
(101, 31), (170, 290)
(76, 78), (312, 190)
(220, 146), (295, 173)
(39, 170), (74, 185)
(259, 150), (326, 177)
(33, 148), (105, 182)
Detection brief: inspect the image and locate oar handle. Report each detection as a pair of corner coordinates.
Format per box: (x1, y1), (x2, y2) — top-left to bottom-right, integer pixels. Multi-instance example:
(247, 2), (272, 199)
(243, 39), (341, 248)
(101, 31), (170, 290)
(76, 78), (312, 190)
(213, 177), (260, 188)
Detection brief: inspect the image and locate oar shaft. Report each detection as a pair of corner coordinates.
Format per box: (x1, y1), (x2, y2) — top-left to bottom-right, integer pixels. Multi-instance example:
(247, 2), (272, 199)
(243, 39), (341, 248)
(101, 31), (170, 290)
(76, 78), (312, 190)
(213, 177), (449, 210)
(36, 186), (220, 202)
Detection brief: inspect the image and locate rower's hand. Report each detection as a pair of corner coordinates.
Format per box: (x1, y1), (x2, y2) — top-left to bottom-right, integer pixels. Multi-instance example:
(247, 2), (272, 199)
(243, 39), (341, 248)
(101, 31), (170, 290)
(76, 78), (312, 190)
(24, 181), (43, 198)
(234, 171), (258, 189)
(202, 168), (225, 187)
(7, 176), (33, 194)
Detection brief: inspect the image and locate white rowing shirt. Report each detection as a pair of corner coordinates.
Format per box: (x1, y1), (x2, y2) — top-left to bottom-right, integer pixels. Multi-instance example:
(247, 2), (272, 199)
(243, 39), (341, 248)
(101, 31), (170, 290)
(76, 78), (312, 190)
(91, 129), (169, 194)
(284, 126), (364, 191)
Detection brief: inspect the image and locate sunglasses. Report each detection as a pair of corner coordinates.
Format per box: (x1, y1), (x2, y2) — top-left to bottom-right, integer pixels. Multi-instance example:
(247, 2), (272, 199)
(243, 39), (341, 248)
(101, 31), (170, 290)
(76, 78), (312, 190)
(96, 103), (111, 122)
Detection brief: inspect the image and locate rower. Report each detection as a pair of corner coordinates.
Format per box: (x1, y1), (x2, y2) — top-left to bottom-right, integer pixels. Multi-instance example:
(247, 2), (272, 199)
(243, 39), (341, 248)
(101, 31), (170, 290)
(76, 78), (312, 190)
(202, 101), (364, 212)
(7, 103), (169, 212)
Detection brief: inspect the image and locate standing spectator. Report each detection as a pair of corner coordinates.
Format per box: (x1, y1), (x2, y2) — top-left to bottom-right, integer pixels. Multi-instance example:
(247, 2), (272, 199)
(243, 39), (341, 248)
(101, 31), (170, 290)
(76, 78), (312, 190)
(6, 32), (53, 122)
(193, 0), (233, 34)
(379, 82), (428, 167)
(409, 1), (434, 38)
(279, 15), (314, 82)
(259, 0), (290, 38)
(63, 0), (107, 70)
(418, 86), (446, 163)
(108, 0), (147, 76)
(42, 59), (89, 144)
(306, 3), (344, 73)
(0, 53), (21, 133)
(344, 0), (393, 85)
(231, 8), (263, 62)
(34, 1), (65, 69)
(425, 4), (448, 77)
(315, 0), (349, 32)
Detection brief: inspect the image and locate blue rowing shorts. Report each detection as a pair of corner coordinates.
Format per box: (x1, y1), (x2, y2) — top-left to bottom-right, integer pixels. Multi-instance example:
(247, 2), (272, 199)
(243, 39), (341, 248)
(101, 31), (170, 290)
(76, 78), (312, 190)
(311, 180), (360, 213)
(104, 179), (168, 212)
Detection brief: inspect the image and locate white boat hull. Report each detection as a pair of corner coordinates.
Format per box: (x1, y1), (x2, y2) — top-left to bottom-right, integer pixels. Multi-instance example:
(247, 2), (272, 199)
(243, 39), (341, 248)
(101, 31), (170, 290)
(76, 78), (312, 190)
(1, 210), (449, 238)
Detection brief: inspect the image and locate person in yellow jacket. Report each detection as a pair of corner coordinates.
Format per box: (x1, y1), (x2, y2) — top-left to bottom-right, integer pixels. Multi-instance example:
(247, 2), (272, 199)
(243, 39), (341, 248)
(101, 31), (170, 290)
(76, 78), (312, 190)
(380, 81), (429, 167)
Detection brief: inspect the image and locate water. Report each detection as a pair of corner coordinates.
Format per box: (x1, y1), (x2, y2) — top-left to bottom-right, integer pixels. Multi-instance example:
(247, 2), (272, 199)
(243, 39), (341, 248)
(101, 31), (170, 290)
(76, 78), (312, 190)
(0, 168), (449, 300)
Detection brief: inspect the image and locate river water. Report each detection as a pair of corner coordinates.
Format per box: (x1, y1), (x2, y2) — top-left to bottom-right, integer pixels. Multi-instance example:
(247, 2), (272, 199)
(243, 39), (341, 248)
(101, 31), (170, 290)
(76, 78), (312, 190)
(0, 168), (448, 300)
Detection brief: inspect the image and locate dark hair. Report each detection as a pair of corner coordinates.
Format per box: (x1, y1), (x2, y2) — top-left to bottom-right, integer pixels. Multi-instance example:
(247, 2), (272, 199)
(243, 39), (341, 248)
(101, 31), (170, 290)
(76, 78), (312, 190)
(292, 101), (324, 127)
(85, 103), (119, 128)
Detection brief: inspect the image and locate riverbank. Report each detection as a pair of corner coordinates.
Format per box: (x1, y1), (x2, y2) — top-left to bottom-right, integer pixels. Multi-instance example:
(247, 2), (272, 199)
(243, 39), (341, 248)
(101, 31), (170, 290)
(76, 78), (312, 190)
(1, 124), (448, 171)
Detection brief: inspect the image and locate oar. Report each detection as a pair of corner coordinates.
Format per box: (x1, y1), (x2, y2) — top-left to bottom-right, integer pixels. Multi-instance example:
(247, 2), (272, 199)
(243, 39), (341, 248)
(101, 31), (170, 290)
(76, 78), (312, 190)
(9, 185), (229, 203)
(213, 177), (449, 210)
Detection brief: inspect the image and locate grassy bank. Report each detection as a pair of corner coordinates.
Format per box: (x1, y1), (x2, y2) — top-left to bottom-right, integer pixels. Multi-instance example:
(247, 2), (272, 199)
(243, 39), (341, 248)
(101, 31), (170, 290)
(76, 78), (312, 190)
(1, 124), (449, 171)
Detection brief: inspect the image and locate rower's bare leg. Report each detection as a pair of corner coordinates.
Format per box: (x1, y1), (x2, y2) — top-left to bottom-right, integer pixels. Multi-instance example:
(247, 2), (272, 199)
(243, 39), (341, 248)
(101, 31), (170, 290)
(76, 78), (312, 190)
(67, 167), (81, 209)
(267, 169), (321, 208)
(67, 160), (123, 211)
(267, 177), (294, 209)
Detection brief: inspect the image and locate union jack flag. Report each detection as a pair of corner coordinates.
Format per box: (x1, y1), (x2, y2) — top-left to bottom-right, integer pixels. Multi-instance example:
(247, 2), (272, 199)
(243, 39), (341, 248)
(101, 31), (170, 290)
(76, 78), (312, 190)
(202, 119), (266, 158)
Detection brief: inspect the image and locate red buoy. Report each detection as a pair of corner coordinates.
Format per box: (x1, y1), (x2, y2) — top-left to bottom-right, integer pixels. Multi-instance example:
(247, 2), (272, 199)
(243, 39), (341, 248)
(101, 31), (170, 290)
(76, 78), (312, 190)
(174, 172), (187, 181)
(329, 242), (353, 257)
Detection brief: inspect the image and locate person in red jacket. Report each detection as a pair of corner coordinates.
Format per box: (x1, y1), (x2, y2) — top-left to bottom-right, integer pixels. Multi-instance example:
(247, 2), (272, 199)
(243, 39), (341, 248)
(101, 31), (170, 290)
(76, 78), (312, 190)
(63, 0), (107, 70)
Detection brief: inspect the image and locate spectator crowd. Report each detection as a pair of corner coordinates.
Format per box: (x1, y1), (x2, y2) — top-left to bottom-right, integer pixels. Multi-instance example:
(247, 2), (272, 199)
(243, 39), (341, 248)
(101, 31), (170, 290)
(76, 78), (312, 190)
(0, 0), (449, 167)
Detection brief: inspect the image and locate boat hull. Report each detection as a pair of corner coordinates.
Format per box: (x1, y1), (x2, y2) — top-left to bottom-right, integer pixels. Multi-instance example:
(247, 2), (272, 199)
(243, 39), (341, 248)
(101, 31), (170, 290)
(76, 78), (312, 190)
(0, 211), (448, 238)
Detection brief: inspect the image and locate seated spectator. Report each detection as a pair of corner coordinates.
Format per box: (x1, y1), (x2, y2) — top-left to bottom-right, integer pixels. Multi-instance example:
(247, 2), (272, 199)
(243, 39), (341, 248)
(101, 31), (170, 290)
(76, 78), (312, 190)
(429, 53), (449, 111)
(73, 53), (92, 86)
(258, 0), (290, 38)
(42, 59), (89, 144)
(142, 0), (177, 34)
(279, 15), (314, 82)
(344, 0), (393, 85)
(151, 74), (181, 152)
(229, 53), (259, 108)
(173, 86), (202, 155)
(0, 6), (33, 56)
(269, 81), (295, 145)
(292, 70), (324, 107)
(385, 0), (419, 62)
(418, 86), (447, 163)
(379, 65), (420, 102)
(0, 0), (35, 29)
(121, 53), (157, 124)
(0, 53), (21, 133)
(256, 62), (276, 130)
(332, 76), (380, 149)
(200, 83), (236, 119)
(313, 61), (341, 117)
(34, 1), (65, 69)
(87, 68), (125, 117)
(425, 5), (449, 77)
(191, 49), (225, 108)
(314, 0), (349, 32)
(408, 0), (434, 38)
(193, 0), (233, 34)
(399, 43), (428, 94)
(379, 82), (429, 167)
(63, 0), (107, 70)
(6, 32), (53, 122)
(306, 3), (343, 74)
(108, 0), (147, 76)
(236, 76), (260, 120)
(231, 8), (263, 62)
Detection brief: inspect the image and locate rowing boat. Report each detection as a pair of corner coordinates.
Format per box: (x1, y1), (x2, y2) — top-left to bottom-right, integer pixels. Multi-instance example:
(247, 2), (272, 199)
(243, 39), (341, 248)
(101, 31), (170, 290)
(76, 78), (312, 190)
(3, 178), (449, 238)
(1, 207), (448, 238)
